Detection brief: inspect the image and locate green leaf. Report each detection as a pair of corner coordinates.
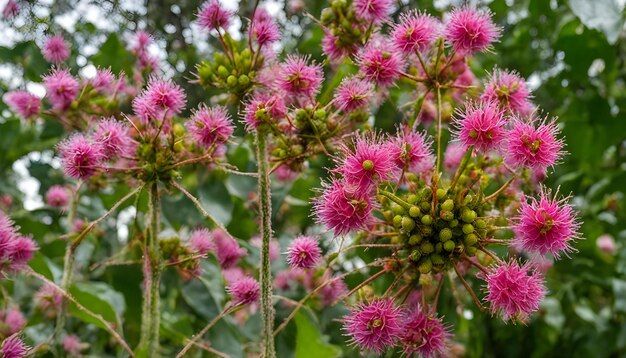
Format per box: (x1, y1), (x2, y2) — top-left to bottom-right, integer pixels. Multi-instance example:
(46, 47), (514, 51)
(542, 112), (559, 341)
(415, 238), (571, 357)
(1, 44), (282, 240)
(198, 175), (234, 226)
(68, 282), (126, 330)
(91, 33), (135, 76)
(569, 0), (625, 44)
(294, 310), (341, 358)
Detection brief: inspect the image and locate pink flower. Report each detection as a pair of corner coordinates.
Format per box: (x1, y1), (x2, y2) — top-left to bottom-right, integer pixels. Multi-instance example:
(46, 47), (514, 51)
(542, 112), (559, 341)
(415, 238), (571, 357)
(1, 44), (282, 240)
(484, 260), (546, 322)
(43, 69), (79, 111)
(228, 276), (260, 305)
(242, 92), (287, 130)
(513, 189), (581, 258)
(353, 0), (393, 24)
(0, 212), (17, 262)
(2, 0), (19, 19)
(338, 135), (396, 191)
(444, 142), (466, 172)
(391, 11), (440, 54)
(400, 307), (449, 358)
(197, 0), (232, 31)
(93, 118), (132, 159)
(334, 76), (374, 112)
(222, 267), (245, 285)
(250, 9), (280, 47)
(277, 55), (323, 100)
(132, 93), (157, 123)
(35, 283), (63, 313)
(505, 117), (564, 171)
(57, 134), (104, 179)
(387, 129), (434, 173)
(453, 100), (507, 153)
(322, 32), (354, 63)
(45, 185), (70, 208)
(0, 334), (29, 358)
(286, 236), (321, 269)
(189, 228), (215, 255)
(320, 274), (348, 306)
(597, 234), (617, 255)
(42, 35), (70, 63)
(213, 229), (246, 268)
(482, 69), (533, 115)
(3, 308), (26, 334)
(62, 335), (82, 356)
(8, 235), (37, 271)
(356, 37), (405, 87)
(186, 105), (234, 148)
(343, 299), (403, 354)
(3, 91), (41, 119)
(313, 179), (374, 236)
(444, 6), (501, 55)
(144, 78), (186, 115)
(91, 68), (116, 93)
(130, 30), (152, 53)
(274, 164), (299, 182)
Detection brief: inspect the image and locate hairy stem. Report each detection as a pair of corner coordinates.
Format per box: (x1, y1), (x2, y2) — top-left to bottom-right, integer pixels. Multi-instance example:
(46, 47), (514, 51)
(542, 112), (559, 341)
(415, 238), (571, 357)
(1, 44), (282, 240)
(138, 182), (162, 357)
(256, 130), (275, 357)
(176, 304), (241, 357)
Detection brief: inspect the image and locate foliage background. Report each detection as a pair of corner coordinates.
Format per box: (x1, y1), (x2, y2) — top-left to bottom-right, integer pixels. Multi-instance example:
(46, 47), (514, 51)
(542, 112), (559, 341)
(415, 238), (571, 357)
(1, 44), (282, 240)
(0, 0), (625, 357)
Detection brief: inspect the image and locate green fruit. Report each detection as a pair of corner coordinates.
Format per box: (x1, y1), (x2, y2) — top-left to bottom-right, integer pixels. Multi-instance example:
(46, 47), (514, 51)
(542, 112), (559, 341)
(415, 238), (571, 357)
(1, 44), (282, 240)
(226, 75), (238, 87)
(420, 242), (434, 254)
(464, 233), (479, 246)
(462, 224), (475, 234)
(393, 215), (403, 228)
(436, 188), (447, 200)
(238, 74), (250, 86)
(441, 199), (454, 211)
(419, 258), (432, 274)
(402, 217), (416, 232)
(409, 206), (421, 218)
(444, 240), (456, 252)
(407, 194), (419, 204)
(461, 209), (477, 223)
(421, 215), (433, 226)
(439, 228), (453, 242)
(409, 234), (422, 245)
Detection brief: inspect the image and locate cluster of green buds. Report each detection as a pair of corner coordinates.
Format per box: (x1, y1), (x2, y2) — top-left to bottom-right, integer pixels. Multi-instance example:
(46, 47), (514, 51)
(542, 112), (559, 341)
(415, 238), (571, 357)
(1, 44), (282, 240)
(196, 34), (261, 99)
(159, 237), (200, 280)
(136, 125), (183, 183)
(321, 0), (371, 57)
(380, 181), (490, 275)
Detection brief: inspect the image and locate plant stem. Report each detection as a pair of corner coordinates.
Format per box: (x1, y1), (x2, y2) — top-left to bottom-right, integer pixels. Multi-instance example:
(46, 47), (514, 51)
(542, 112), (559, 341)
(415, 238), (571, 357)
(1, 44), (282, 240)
(255, 130), (275, 357)
(138, 182), (162, 357)
(175, 304), (241, 357)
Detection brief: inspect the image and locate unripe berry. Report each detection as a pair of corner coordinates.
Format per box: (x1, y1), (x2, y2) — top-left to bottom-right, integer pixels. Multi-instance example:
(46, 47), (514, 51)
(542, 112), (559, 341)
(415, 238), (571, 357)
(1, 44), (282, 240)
(466, 246), (478, 256)
(421, 215), (433, 226)
(391, 204), (405, 215)
(393, 215), (403, 228)
(227, 75), (238, 87)
(441, 199), (454, 211)
(449, 219), (459, 228)
(173, 123), (185, 137)
(439, 228), (453, 242)
(431, 254), (444, 265)
(421, 187), (433, 200)
(409, 206), (421, 218)
(475, 219), (487, 229)
(238, 74), (250, 86)
(464, 233), (478, 246)
(314, 109), (326, 120)
(435, 242), (443, 253)
(420, 201), (431, 212)
(462, 224), (475, 235)
(217, 65), (229, 77)
(461, 209), (477, 223)
(436, 188), (446, 200)
(409, 234), (422, 245)
(409, 249), (421, 261)
(419, 258), (432, 274)
(402, 217), (416, 232)
(420, 242), (434, 254)
(440, 210), (454, 221)
(407, 194), (419, 204)
(444, 240), (456, 251)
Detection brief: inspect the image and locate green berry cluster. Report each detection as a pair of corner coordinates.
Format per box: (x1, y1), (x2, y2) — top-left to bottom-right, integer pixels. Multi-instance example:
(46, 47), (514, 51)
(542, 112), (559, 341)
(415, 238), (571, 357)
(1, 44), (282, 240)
(196, 34), (259, 98)
(321, 0), (369, 56)
(383, 186), (488, 275)
(136, 123), (186, 183)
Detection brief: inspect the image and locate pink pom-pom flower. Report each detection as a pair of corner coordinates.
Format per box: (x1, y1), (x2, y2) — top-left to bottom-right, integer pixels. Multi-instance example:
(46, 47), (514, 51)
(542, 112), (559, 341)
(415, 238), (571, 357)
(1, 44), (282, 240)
(57, 134), (104, 179)
(3, 91), (41, 119)
(343, 298), (403, 354)
(482, 69), (533, 115)
(513, 188), (581, 258)
(45, 185), (70, 208)
(0, 334), (29, 358)
(277, 55), (323, 100)
(213, 229), (246, 268)
(356, 37), (405, 87)
(144, 78), (186, 115)
(189, 228), (215, 255)
(337, 135), (396, 192)
(186, 105), (234, 148)
(445, 6), (501, 55)
(228, 276), (260, 305)
(334, 76), (374, 113)
(286, 235), (322, 269)
(386, 129), (434, 173)
(400, 307), (449, 358)
(313, 180), (374, 236)
(484, 260), (546, 322)
(505, 117), (564, 171)
(353, 0), (393, 25)
(43, 69), (79, 111)
(391, 11), (440, 54)
(250, 8), (280, 47)
(42, 35), (70, 63)
(93, 118), (132, 159)
(453, 100), (507, 153)
(242, 92), (287, 130)
(197, 0), (232, 31)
